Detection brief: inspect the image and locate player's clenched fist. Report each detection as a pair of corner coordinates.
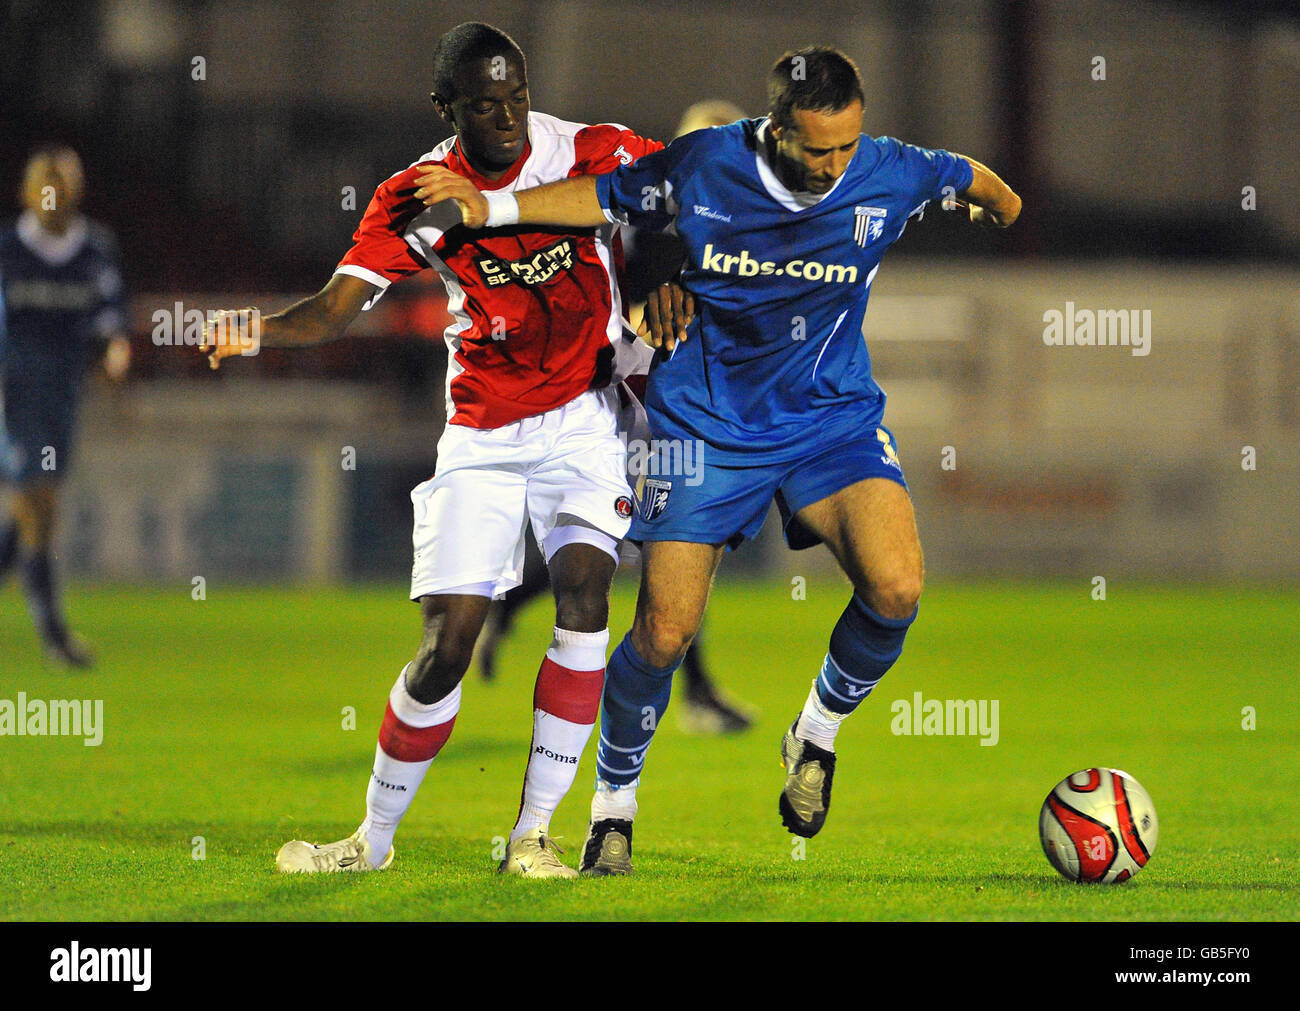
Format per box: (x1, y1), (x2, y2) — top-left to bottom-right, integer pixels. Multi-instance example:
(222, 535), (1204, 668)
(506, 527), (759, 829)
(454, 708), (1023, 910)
(199, 307), (261, 370)
(414, 166), (489, 227)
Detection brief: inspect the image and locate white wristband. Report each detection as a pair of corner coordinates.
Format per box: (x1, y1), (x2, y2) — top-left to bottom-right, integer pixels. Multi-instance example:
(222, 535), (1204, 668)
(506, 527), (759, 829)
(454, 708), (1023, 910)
(483, 190), (519, 228)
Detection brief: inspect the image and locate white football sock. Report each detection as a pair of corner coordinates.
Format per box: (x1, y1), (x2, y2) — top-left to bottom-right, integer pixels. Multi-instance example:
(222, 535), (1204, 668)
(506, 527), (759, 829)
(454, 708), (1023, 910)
(511, 627), (607, 841)
(796, 680), (847, 752)
(362, 666), (460, 867)
(361, 755), (432, 866)
(512, 711), (598, 839)
(591, 777), (639, 823)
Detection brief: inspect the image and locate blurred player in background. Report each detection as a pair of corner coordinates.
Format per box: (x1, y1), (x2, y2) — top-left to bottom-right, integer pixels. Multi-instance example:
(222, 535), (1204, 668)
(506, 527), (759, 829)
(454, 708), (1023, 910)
(201, 23), (686, 877)
(0, 146), (130, 668)
(415, 45), (1021, 874)
(473, 99), (756, 736)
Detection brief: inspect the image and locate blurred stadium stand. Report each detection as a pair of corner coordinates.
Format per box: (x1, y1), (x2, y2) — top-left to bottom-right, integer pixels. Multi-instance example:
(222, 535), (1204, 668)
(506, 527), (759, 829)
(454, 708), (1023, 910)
(3, 0), (1298, 582)
(5, 0), (1299, 290)
(58, 260), (1300, 582)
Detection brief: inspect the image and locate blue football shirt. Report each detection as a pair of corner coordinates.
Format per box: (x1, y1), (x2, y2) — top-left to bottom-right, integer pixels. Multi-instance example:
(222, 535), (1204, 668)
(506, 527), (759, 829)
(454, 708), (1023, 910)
(0, 212), (125, 472)
(597, 117), (972, 466)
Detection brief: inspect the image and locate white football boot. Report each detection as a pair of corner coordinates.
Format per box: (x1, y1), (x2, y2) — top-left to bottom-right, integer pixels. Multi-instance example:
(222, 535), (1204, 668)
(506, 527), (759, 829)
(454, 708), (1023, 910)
(498, 825), (578, 878)
(275, 828), (394, 873)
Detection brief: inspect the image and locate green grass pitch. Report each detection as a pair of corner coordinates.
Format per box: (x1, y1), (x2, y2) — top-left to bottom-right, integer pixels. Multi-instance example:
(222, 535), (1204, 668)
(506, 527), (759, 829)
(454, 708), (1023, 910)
(1, 579), (1296, 921)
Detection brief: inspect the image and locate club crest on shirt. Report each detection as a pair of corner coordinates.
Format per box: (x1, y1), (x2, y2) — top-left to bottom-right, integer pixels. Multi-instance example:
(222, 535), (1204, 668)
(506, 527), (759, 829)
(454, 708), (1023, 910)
(853, 206), (887, 246)
(614, 495), (634, 519)
(638, 478), (672, 522)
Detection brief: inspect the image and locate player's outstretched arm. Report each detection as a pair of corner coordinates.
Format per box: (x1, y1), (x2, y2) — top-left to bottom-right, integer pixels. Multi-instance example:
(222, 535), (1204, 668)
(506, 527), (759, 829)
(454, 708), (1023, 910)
(413, 167), (607, 230)
(412, 165), (692, 348)
(198, 273), (377, 370)
(957, 156), (1022, 228)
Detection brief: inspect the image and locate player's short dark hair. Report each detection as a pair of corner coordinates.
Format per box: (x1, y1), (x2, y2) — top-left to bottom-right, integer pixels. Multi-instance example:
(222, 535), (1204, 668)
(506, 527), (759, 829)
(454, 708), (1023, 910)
(432, 22), (525, 99)
(25, 144), (81, 169)
(767, 46), (865, 131)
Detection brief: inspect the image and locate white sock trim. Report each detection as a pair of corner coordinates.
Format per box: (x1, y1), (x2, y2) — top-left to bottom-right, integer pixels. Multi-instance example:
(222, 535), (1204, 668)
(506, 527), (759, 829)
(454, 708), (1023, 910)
(548, 626), (609, 672)
(797, 680), (847, 751)
(591, 777), (638, 822)
(389, 664), (461, 728)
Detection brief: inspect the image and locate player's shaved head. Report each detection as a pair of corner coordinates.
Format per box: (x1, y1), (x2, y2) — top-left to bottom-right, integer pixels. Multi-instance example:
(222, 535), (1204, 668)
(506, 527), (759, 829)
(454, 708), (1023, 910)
(675, 99), (746, 139)
(767, 47), (865, 132)
(432, 22), (525, 101)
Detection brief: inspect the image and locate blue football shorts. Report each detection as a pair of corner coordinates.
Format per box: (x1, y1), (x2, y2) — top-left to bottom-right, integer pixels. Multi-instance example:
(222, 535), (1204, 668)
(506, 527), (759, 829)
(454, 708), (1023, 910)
(628, 423), (908, 550)
(0, 406), (73, 485)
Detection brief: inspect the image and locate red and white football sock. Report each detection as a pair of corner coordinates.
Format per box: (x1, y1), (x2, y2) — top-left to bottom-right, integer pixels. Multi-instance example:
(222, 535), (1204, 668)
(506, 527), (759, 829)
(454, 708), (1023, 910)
(510, 627), (608, 841)
(360, 664), (459, 867)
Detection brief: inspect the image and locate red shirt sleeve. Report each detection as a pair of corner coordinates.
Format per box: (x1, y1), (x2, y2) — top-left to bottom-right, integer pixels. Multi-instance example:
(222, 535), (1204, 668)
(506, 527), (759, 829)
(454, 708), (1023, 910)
(571, 124), (664, 176)
(336, 165), (434, 293)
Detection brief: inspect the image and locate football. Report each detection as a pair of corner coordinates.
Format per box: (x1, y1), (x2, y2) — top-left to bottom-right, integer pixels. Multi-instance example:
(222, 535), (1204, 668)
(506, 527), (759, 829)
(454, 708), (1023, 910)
(1039, 768), (1158, 883)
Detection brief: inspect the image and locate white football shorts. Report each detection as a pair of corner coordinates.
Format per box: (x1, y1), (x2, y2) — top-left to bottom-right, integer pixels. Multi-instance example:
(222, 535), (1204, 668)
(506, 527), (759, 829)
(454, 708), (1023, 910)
(409, 386), (637, 600)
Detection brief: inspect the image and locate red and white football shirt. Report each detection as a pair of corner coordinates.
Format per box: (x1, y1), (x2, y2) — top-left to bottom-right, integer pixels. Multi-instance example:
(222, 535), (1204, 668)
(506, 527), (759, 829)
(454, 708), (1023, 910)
(336, 111), (661, 429)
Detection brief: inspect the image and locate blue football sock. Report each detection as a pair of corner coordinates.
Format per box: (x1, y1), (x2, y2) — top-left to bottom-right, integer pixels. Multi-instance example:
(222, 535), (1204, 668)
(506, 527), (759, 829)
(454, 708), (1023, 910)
(596, 635), (678, 787)
(20, 551), (65, 641)
(0, 522), (17, 581)
(816, 595), (916, 716)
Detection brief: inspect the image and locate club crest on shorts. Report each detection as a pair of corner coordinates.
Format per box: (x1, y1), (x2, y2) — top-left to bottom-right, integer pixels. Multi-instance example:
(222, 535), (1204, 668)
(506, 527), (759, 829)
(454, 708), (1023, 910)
(638, 479), (672, 522)
(614, 495), (634, 519)
(854, 206), (887, 246)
